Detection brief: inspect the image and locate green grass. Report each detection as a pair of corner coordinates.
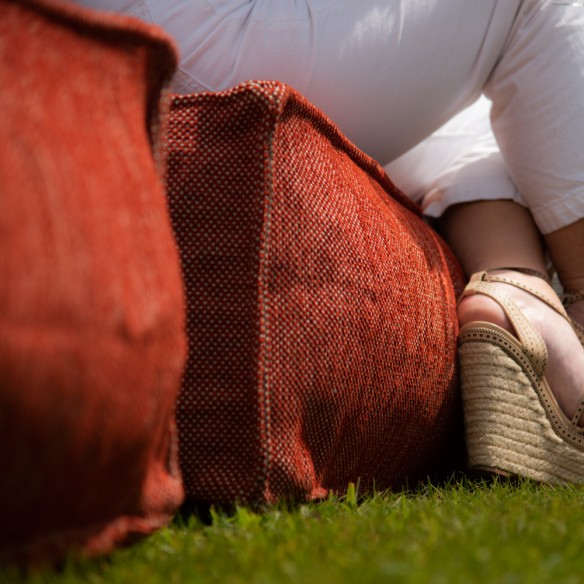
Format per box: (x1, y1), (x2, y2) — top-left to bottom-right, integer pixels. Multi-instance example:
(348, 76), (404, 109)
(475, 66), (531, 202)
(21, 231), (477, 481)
(4, 477), (584, 584)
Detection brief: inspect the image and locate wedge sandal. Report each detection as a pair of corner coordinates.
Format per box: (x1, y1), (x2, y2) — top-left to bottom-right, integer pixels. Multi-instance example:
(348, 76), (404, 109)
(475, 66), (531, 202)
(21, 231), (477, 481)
(459, 271), (584, 484)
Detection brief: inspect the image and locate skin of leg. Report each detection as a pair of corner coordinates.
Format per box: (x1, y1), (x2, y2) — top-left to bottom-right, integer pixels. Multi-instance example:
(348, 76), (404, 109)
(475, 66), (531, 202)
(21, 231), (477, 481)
(438, 199), (547, 276)
(438, 199), (584, 423)
(545, 218), (584, 326)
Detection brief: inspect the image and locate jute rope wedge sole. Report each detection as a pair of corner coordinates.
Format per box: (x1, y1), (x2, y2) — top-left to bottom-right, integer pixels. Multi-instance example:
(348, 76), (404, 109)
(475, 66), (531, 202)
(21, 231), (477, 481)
(459, 271), (584, 484)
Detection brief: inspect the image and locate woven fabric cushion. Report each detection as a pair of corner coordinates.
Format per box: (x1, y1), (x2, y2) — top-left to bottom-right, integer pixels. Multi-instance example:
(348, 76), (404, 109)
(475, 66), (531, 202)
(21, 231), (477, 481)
(0, 0), (186, 564)
(167, 81), (466, 506)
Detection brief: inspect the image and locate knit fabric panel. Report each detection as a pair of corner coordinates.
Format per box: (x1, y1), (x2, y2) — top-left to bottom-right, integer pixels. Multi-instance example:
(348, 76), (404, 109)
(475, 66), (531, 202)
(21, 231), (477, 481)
(0, 0), (185, 564)
(166, 81), (465, 506)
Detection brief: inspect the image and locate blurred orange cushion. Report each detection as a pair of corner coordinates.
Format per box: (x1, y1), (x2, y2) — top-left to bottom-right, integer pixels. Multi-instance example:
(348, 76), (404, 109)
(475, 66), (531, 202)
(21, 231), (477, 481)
(0, 0), (186, 564)
(166, 81), (466, 506)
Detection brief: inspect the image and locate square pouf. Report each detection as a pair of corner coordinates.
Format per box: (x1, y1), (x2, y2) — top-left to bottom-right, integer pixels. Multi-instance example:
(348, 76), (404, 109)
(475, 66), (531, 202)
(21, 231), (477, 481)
(0, 0), (186, 564)
(166, 81), (466, 506)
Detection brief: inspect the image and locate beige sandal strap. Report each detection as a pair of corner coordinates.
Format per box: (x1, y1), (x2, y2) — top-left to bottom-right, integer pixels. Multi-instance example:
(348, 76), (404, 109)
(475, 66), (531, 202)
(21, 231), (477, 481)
(563, 289), (584, 307)
(490, 266), (551, 282)
(484, 273), (572, 324)
(462, 271), (548, 377)
(571, 400), (584, 427)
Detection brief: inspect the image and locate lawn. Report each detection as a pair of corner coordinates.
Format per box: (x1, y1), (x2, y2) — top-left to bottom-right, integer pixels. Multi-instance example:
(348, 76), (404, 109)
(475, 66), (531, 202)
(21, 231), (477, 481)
(3, 477), (584, 584)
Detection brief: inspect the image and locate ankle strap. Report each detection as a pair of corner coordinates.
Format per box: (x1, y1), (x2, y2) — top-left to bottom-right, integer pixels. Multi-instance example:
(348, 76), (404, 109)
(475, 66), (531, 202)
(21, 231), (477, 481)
(460, 268), (573, 326)
(563, 289), (584, 308)
(488, 266), (551, 282)
(474, 271), (570, 322)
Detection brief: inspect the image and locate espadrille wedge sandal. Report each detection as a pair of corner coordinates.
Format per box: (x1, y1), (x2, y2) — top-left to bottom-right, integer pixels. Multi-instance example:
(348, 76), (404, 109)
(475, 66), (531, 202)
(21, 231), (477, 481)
(459, 271), (584, 484)
(563, 289), (584, 346)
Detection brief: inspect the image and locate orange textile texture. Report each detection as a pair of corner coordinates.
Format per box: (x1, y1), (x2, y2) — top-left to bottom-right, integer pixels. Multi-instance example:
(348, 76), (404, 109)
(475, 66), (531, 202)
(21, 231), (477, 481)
(167, 81), (466, 506)
(0, 0), (186, 564)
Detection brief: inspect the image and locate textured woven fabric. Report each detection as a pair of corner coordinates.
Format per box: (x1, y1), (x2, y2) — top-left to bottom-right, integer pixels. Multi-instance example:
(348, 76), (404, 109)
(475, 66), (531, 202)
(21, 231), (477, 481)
(0, 0), (185, 564)
(166, 81), (466, 506)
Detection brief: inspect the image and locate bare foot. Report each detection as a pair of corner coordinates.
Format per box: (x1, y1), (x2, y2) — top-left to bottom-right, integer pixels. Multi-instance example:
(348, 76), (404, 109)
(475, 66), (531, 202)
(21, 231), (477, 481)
(458, 270), (584, 426)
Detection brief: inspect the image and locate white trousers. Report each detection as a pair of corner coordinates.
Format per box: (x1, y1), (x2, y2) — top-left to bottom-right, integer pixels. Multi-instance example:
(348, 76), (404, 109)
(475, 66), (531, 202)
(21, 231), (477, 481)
(78, 0), (584, 233)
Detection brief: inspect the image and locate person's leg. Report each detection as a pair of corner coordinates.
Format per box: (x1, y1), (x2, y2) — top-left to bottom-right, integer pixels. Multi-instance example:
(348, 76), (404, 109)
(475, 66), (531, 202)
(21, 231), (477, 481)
(485, 1), (584, 236)
(439, 200), (546, 275)
(545, 220), (584, 327)
(439, 200), (584, 424)
(437, 1), (584, 441)
(385, 95), (527, 217)
(74, 0), (521, 166)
